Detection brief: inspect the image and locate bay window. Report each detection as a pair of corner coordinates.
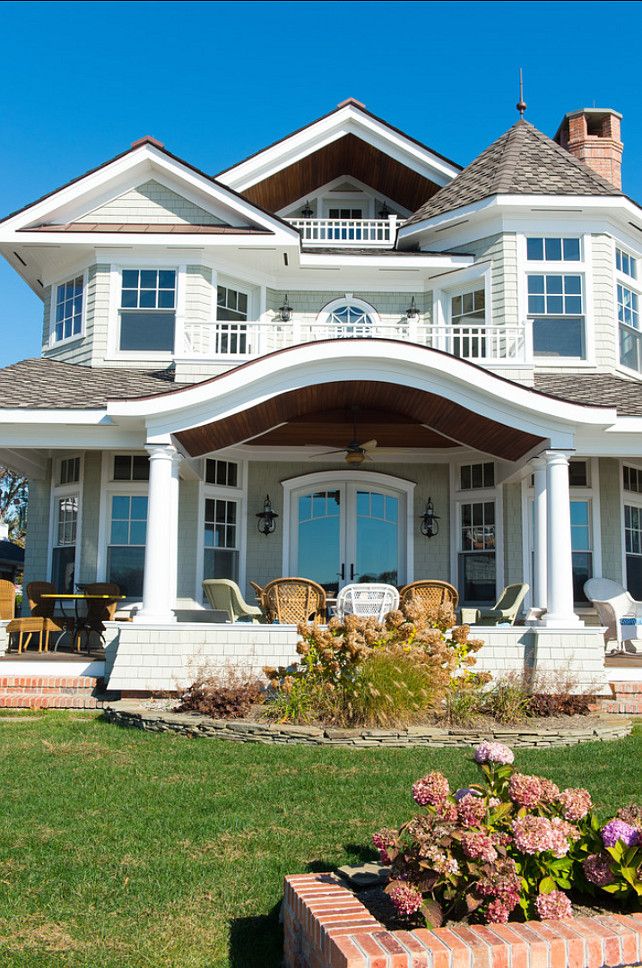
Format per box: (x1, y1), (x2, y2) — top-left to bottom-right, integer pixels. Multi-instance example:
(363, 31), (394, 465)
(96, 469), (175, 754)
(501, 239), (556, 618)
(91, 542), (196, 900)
(119, 269), (176, 351)
(528, 273), (585, 358)
(53, 276), (83, 343)
(616, 247), (642, 373)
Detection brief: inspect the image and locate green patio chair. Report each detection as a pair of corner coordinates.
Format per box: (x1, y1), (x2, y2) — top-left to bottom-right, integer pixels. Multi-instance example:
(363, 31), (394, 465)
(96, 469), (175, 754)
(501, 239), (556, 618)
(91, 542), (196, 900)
(460, 583), (529, 626)
(202, 579), (264, 623)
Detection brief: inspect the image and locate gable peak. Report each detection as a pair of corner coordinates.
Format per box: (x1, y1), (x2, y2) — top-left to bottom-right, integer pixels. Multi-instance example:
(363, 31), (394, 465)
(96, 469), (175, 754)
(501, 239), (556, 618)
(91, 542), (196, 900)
(131, 135), (165, 150)
(336, 97), (366, 110)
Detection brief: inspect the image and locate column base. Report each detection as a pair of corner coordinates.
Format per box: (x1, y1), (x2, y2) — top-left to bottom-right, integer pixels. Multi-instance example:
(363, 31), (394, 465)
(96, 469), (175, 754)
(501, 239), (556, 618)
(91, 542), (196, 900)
(539, 612), (584, 628)
(133, 609), (178, 625)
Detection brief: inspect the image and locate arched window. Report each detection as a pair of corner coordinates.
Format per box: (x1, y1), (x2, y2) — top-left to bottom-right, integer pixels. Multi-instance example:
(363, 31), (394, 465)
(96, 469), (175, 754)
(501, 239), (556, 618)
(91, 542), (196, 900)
(318, 297), (379, 338)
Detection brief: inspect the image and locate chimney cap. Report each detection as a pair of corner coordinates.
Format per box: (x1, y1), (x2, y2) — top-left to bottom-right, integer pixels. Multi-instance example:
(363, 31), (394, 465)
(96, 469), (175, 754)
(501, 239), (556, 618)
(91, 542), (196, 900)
(554, 108), (622, 142)
(131, 135), (165, 150)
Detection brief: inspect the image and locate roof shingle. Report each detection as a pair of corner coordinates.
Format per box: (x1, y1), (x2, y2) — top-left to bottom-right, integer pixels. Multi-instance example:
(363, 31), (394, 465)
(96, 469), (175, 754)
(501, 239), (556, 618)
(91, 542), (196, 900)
(405, 120), (621, 225)
(534, 372), (642, 416)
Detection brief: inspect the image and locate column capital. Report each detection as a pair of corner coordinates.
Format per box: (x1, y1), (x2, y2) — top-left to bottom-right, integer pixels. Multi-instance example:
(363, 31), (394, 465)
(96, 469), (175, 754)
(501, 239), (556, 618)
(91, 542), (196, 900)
(145, 442), (180, 463)
(542, 450), (574, 466)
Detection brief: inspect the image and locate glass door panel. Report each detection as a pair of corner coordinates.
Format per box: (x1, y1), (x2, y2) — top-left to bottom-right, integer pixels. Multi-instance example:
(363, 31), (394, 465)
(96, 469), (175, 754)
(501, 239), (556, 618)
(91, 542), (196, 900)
(296, 489), (342, 595)
(353, 489), (400, 585)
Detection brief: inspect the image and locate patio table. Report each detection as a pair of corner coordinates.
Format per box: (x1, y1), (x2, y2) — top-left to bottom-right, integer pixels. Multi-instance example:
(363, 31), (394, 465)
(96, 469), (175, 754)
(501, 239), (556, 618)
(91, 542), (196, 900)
(41, 593), (126, 653)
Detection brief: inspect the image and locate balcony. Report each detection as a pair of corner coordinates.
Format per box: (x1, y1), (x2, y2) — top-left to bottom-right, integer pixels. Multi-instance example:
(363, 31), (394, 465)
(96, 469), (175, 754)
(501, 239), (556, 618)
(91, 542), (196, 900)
(286, 215), (399, 247)
(182, 319), (529, 363)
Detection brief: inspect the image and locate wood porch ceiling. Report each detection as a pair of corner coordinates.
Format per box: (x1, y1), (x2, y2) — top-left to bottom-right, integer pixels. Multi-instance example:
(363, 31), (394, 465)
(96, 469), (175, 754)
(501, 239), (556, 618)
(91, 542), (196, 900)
(174, 382), (545, 460)
(240, 134), (441, 213)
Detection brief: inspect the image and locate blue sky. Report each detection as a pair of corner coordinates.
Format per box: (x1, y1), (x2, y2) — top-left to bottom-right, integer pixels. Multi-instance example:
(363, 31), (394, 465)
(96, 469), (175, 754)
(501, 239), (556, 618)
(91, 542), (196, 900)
(1, 0), (641, 367)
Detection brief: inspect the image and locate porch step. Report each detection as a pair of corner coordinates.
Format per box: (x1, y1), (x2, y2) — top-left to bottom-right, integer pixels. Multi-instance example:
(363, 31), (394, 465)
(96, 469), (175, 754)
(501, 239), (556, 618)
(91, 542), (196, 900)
(0, 676), (118, 709)
(600, 680), (642, 716)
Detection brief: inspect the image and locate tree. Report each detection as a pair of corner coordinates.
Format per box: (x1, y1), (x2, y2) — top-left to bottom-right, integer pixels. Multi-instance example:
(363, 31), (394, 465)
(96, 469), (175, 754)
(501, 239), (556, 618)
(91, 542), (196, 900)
(0, 467), (28, 546)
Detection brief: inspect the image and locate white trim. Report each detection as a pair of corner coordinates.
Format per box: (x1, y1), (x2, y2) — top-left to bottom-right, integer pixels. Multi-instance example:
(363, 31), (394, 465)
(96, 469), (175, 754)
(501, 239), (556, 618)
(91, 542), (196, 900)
(47, 267), (89, 349)
(316, 294), (381, 329)
(47, 452), (84, 589)
(280, 469), (415, 587)
(195, 459), (247, 602)
(450, 461), (503, 602)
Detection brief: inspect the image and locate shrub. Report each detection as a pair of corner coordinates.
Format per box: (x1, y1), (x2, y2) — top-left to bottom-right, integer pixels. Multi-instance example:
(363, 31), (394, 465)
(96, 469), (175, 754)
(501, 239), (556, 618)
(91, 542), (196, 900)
(373, 743), (642, 929)
(176, 671), (263, 719)
(528, 693), (594, 717)
(482, 673), (531, 725)
(441, 671), (490, 726)
(264, 603), (483, 727)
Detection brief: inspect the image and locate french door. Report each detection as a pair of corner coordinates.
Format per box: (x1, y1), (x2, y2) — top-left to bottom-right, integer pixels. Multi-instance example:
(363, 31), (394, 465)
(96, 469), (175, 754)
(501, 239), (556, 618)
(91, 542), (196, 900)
(291, 482), (405, 595)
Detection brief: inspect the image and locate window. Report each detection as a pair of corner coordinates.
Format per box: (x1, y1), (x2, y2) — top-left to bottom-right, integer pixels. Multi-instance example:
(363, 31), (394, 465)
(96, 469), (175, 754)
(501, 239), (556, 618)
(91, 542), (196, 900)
(526, 237), (581, 261)
(119, 269), (176, 351)
(205, 459), (238, 487)
(458, 500), (496, 604)
(107, 495), (148, 597)
(216, 285), (248, 355)
(616, 247), (637, 279)
(59, 457), (80, 486)
(528, 273), (585, 358)
(569, 460), (589, 487)
(616, 251), (642, 373)
(54, 276), (83, 342)
(325, 304), (374, 337)
(113, 455), (150, 481)
(450, 289), (486, 357)
(624, 465), (642, 493)
(203, 498), (239, 582)
(624, 503), (642, 599)
(460, 462), (494, 490)
(570, 499), (592, 603)
(328, 208), (363, 218)
(51, 495), (78, 592)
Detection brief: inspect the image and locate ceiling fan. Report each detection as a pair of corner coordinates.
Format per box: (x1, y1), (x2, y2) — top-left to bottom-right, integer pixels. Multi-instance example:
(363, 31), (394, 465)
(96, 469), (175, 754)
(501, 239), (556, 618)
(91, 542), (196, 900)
(311, 407), (378, 465)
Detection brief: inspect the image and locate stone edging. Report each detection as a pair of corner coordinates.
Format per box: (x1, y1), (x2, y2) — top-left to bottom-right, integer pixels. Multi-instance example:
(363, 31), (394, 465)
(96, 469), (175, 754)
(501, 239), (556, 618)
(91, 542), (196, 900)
(103, 702), (632, 747)
(283, 872), (642, 968)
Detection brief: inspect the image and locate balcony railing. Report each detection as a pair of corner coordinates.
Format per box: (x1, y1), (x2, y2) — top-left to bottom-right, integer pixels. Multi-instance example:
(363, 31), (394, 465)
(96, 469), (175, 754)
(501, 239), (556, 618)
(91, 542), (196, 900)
(183, 320), (529, 363)
(286, 216), (398, 246)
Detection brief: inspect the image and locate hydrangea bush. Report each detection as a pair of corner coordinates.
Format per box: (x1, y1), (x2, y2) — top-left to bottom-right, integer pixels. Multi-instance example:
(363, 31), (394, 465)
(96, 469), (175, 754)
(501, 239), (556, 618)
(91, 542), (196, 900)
(373, 742), (642, 927)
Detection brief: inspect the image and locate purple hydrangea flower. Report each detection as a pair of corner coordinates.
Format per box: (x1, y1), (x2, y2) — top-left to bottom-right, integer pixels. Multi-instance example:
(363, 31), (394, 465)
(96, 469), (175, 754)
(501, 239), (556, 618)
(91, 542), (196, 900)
(474, 741), (515, 765)
(601, 819), (640, 848)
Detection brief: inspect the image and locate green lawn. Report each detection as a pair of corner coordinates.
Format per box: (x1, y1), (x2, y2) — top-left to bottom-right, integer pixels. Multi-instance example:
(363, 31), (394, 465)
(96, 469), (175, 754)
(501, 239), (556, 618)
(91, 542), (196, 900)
(0, 714), (639, 968)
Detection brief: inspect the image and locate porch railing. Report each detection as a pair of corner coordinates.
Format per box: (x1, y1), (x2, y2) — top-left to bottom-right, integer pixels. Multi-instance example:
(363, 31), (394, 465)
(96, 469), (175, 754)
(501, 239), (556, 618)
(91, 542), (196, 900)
(183, 319), (529, 363)
(286, 216), (398, 246)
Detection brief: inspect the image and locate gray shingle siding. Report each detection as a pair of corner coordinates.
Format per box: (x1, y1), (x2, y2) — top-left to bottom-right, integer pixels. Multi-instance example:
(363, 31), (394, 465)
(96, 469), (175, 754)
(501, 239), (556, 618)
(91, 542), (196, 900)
(76, 179), (227, 225)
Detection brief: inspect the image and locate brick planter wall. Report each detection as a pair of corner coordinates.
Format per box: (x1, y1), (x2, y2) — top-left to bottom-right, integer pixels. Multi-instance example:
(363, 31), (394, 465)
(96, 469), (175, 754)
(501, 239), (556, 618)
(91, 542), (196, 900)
(283, 873), (642, 968)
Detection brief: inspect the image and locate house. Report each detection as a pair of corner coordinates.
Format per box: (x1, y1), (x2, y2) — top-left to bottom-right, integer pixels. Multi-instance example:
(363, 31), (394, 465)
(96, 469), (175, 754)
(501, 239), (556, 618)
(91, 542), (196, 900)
(0, 97), (639, 695)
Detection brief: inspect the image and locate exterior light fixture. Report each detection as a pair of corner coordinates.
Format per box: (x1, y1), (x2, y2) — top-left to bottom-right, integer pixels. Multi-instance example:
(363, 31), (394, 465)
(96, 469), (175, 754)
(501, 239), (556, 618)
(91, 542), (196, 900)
(301, 200), (314, 218)
(406, 296), (419, 321)
(419, 497), (440, 538)
(378, 201), (390, 218)
(256, 495), (278, 536)
(278, 294), (293, 322)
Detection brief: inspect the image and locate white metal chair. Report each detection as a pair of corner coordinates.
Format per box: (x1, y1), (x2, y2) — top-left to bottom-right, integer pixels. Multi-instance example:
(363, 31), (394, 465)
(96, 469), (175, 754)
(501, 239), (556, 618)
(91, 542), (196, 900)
(583, 577), (642, 653)
(335, 583), (400, 623)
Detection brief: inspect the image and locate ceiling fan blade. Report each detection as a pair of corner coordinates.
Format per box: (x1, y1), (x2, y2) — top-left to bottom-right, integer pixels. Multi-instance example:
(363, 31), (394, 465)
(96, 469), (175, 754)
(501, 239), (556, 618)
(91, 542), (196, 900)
(360, 439), (378, 451)
(307, 449), (347, 460)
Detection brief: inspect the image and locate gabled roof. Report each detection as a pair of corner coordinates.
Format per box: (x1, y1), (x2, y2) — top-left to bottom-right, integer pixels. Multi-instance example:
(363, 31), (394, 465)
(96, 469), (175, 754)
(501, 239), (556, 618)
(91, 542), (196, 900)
(404, 119), (622, 226)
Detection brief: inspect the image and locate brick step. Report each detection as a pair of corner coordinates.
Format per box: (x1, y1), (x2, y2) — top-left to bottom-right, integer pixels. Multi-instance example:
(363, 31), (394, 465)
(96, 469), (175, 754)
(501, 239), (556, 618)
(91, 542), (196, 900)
(609, 680), (642, 696)
(0, 694), (103, 709)
(0, 676), (98, 690)
(601, 698), (642, 715)
(0, 687), (98, 696)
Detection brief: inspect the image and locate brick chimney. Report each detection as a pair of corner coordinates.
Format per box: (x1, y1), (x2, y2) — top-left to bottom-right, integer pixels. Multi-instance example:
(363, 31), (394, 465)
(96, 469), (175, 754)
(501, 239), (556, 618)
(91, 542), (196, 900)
(554, 108), (623, 189)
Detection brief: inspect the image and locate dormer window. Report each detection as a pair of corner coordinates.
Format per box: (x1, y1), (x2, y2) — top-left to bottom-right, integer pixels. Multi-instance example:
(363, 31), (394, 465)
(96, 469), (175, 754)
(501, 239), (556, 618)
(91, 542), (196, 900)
(119, 269), (176, 351)
(53, 276), (83, 343)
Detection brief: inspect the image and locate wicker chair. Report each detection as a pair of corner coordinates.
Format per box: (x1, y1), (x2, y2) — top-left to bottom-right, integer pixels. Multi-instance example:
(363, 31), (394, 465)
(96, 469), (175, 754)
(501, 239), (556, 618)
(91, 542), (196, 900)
(262, 578), (327, 624)
(0, 579), (16, 621)
(6, 581), (64, 653)
(399, 580), (459, 613)
(335, 583), (399, 623)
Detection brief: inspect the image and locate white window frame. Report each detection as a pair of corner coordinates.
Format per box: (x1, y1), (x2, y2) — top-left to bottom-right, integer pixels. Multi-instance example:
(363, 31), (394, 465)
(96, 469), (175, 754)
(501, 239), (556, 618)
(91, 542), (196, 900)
(316, 295), (381, 331)
(48, 454), (84, 590)
(517, 232), (593, 367)
(451, 460), (503, 604)
(97, 451), (150, 595)
(620, 458), (642, 589)
(614, 242), (642, 376)
(48, 269), (88, 348)
(525, 235), (583, 263)
(196, 459), (247, 603)
(433, 264), (493, 356)
(106, 259), (186, 360)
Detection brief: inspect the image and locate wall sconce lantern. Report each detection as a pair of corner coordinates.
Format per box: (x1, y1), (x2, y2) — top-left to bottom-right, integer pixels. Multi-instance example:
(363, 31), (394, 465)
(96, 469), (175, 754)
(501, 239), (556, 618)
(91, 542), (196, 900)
(420, 497), (440, 538)
(406, 296), (419, 321)
(278, 294), (293, 322)
(378, 201), (390, 218)
(257, 494), (279, 536)
(301, 200), (314, 218)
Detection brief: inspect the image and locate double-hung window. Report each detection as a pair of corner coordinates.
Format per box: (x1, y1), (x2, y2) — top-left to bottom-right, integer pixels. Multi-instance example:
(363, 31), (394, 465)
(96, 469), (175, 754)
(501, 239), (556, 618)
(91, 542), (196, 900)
(106, 454), (149, 597)
(457, 462), (497, 605)
(526, 236), (585, 359)
(623, 464), (642, 599)
(450, 288), (486, 358)
(216, 285), (249, 355)
(119, 269), (176, 351)
(51, 456), (82, 592)
(53, 276), (83, 343)
(616, 247), (642, 373)
(202, 459), (242, 591)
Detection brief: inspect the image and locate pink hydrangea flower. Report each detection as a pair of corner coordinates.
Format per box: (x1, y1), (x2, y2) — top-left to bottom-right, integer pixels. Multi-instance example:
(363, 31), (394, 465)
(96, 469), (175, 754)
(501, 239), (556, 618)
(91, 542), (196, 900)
(583, 853), (615, 887)
(512, 816), (571, 858)
(412, 771), (450, 807)
(558, 787), (592, 821)
(461, 830), (498, 863)
(434, 800), (458, 823)
(372, 829), (397, 864)
(601, 819), (640, 848)
(509, 772), (544, 808)
(535, 890), (573, 921)
(485, 898), (511, 923)
(474, 741), (515, 765)
(457, 793), (487, 827)
(388, 883), (423, 917)
(539, 778), (560, 804)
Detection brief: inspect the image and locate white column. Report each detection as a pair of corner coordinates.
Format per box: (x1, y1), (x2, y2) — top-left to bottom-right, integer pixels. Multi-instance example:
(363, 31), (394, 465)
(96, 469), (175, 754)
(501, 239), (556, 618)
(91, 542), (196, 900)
(134, 443), (180, 624)
(542, 451), (581, 627)
(531, 457), (547, 611)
